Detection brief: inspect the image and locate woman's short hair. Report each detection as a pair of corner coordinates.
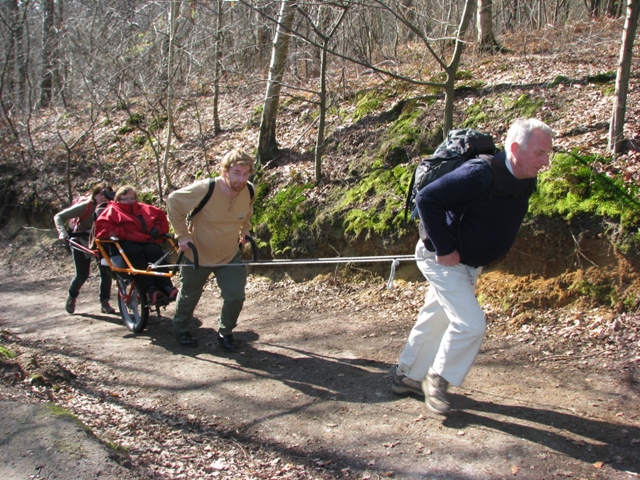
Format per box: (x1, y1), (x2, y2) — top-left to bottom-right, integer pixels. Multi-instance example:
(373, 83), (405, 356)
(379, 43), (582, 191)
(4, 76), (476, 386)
(114, 185), (138, 202)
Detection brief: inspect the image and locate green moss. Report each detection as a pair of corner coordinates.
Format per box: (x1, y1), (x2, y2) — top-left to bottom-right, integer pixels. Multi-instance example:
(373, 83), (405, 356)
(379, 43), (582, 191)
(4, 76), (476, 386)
(138, 191), (155, 204)
(0, 345), (16, 358)
(338, 164), (411, 238)
(568, 278), (618, 307)
(254, 183), (313, 255)
(379, 105), (426, 163)
(48, 403), (76, 418)
(529, 152), (640, 229)
(105, 441), (129, 453)
(462, 100), (490, 128)
(505, 94), (543, 118)
(548, 75), (572, 87)
(601, 84), (616, 96)
(586, 71), (615, 84)
(456, 70), (473, 80)
(353, 90), (386, 122)
(149, 115), (167, 132)
(118, 113), (144, 135)
(455, 80), (485, 94)
(623, 292), (640, 311)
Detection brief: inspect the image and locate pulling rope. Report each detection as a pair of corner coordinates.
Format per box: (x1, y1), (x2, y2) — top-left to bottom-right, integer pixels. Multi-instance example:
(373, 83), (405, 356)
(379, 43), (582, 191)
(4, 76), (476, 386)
(153, 254), (416, 289)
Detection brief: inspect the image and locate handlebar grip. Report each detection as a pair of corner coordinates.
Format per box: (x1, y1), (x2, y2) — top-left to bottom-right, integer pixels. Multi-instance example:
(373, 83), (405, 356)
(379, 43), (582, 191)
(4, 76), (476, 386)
(188, 241), (199, 270)
(239, 235), (258, 262)
(174, 241), (199, 272)
(246, 235), (258, 262)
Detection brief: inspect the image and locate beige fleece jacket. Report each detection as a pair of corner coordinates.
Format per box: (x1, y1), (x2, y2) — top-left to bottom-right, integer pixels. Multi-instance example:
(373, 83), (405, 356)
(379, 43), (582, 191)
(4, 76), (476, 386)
(166, 178), (254, 266)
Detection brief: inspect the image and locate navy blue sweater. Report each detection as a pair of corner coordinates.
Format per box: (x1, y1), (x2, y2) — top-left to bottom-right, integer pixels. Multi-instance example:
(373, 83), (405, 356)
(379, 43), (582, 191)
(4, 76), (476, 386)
(416, 152), (536, 267)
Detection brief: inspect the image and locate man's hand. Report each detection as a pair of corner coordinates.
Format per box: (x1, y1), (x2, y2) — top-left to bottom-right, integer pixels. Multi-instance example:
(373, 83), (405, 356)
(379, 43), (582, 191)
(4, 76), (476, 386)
(238, 233), (250, 245)
(436, 250), (460, 266)
(178, 238), (194, 252)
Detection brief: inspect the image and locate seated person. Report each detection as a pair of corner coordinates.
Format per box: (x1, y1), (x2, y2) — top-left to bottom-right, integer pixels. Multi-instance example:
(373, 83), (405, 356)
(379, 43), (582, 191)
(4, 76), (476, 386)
(95, 185), (177, 306)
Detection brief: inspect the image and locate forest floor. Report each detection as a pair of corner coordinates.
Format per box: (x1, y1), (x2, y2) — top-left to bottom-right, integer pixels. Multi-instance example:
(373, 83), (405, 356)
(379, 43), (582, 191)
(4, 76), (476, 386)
(0, 227), (639, 480)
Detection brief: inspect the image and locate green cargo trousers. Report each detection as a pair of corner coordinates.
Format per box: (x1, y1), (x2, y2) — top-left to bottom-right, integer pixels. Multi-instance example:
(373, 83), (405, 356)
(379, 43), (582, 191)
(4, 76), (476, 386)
(172, 251), (246, 336)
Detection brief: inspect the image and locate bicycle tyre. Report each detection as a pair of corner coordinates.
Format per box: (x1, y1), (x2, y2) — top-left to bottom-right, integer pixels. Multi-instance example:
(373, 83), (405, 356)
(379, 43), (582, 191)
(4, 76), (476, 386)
(116, 276), (149, 333)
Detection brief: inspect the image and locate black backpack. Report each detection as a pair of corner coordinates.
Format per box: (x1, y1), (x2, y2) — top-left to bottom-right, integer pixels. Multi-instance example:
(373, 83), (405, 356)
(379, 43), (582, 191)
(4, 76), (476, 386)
(404, 128), (498, 222)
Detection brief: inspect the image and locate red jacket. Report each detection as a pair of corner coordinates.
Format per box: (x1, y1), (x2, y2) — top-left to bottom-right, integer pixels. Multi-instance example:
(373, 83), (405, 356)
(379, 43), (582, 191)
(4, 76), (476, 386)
(96, 201), (169, 244)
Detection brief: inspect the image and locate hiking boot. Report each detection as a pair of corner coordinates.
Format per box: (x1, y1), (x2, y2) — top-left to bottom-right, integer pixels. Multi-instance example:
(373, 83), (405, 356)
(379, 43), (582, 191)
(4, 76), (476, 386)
(177, 332), (198, 348)
(390, 365), (424, 397)
(217, 333), (237, 352)
(147, 287), (167, 306)
(422, 370), (451, 415)
(65, 295), (77, 314)
(163, 287), (179, 302)
(100, 300), (116, 315)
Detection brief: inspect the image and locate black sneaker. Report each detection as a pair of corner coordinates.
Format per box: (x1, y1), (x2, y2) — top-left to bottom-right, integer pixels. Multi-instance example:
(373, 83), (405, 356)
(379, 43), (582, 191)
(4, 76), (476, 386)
(65, 295), (77, 314)
(100, 300), (116, 315)
(177, 332), (198, 348)
(217, 333), (237, 352)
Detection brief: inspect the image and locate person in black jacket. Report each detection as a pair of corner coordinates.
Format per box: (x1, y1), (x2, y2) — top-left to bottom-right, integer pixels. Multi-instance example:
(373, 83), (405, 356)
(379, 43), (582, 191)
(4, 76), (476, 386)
(391, 118), (554, 415)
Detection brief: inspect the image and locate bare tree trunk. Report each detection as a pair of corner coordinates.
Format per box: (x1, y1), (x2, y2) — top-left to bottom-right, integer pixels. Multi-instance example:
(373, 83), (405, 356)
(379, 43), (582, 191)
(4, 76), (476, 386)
(314, 44), (328, 183)
(477, 0), (504, 52)
(4, 0), (18, 105)
(443, 0), (475, 134)
(161, 0), (179, 198)
(15, 0), (27, 109)
(212, 0), (223, 135)
(53, 0), (64, 106)
(311, 3), (348, 183)
(257, 0), (297, 165)
(608, 0), (639, 153)
(607, 0), (624, 16)
(588, 0), (603, 17)
(39, 0), (55, 107)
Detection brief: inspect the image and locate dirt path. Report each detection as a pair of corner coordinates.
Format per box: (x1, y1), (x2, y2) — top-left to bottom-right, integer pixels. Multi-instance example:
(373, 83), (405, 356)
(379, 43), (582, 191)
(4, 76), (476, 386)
(1, 261), (639, 479)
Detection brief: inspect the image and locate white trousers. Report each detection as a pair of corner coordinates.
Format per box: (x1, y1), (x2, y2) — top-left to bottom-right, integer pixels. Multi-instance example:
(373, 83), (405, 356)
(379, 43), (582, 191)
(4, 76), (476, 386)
(397, 241), (485, 387)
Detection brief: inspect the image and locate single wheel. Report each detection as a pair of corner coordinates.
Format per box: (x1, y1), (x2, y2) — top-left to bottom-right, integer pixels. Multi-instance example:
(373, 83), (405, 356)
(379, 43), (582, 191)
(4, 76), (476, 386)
(116, 276), (149, 333)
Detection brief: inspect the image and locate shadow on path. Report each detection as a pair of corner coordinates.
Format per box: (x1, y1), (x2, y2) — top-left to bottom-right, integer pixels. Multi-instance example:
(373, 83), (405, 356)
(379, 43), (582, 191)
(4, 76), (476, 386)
(445, 394), (640, 474)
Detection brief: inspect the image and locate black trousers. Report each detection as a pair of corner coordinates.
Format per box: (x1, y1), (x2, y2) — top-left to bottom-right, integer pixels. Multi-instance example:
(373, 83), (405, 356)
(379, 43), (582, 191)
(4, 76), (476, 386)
(68, 246), (112, 301)
(119, 241), (173, 294)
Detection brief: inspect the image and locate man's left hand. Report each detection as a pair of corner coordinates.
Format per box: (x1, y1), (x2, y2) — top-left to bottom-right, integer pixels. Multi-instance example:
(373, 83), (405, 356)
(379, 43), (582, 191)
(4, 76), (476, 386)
(436, 250), (460, 266)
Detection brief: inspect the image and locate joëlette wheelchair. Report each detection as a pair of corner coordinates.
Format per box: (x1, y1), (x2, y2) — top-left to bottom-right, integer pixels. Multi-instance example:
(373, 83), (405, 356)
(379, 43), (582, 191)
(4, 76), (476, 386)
(68, 235), (198, 333)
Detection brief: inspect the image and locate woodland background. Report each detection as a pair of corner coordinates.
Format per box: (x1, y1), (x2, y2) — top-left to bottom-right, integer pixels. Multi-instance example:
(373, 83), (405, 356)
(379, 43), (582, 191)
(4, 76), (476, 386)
(1, 0), (640, 300)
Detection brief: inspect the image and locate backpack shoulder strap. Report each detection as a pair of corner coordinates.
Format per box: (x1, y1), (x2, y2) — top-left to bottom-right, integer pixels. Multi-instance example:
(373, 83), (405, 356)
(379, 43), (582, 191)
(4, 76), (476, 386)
(188, 178), (216, 220)
(483, 154), (503, 194)
(188, 179), (255, 221)
(79, 199), (94, 223)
